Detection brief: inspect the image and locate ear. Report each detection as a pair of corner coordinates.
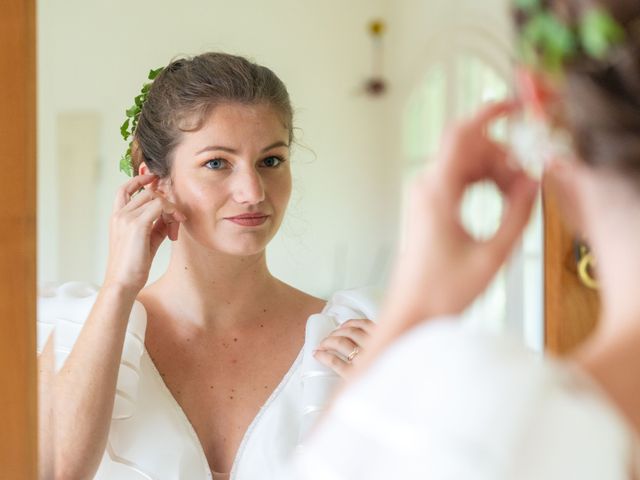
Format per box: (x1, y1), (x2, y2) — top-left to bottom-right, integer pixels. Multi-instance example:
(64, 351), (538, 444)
(515, 67), (559, 120)
(138, 162), (156, 191)
(138, 161), (152, 177)
(138, 162), (172, 197)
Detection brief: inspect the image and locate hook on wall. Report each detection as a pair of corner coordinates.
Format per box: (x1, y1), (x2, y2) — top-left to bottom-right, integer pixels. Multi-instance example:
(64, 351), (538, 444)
(362, 19), (388, 97)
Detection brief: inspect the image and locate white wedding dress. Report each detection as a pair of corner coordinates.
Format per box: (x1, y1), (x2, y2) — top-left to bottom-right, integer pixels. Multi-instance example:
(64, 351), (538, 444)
(37, 281), (380, 480)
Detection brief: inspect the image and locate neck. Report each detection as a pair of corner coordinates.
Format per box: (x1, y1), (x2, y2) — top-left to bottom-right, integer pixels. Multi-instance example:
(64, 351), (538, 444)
(572, 191), (640, 432)
(582, 192), (640, 338)
(573, 312), (640, 433)
(147, 232), (283, 331)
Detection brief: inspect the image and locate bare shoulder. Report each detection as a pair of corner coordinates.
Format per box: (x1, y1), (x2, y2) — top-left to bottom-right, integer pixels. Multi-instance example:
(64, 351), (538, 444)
(276, 281), (326, 318)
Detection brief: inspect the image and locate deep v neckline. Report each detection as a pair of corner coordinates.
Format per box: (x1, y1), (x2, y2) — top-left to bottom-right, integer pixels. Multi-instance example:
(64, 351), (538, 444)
(143, 340), (304, 479)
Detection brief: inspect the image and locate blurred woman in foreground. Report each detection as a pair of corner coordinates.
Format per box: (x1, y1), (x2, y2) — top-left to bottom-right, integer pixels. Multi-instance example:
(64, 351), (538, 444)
(291, 0), (640, 477)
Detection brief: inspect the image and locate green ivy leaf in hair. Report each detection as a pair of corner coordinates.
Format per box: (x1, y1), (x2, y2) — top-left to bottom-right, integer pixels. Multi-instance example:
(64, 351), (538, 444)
(148, 67), (163, 80)
(119, 66), (165, 177)
(579, 8), (625, 59)
(120, 118), (130, 141)
(515, 1), (624, 76)
(126, 105), (139, 118)
(119, 152), (133, 177)
(522, 11), (576, 73)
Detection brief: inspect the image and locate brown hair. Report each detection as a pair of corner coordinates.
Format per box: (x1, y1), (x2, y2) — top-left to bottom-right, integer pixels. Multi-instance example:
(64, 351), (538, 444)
(514, 0), (640, 182)
(131, 52), (294, 178)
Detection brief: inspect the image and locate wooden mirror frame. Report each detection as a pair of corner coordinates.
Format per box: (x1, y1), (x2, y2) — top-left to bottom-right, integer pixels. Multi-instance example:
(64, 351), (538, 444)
(0, 0), (38, 478)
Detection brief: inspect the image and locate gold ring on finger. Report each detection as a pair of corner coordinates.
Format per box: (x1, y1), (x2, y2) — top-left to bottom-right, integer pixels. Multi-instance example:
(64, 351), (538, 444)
(347, 346), (359, 362)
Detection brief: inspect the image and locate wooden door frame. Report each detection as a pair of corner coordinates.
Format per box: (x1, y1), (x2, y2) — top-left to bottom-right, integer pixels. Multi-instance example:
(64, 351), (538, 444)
(0, 0), (38, 478)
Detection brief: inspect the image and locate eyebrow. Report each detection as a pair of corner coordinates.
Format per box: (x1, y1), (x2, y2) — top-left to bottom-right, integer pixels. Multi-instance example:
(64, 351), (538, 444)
(195, 141), (289, 156)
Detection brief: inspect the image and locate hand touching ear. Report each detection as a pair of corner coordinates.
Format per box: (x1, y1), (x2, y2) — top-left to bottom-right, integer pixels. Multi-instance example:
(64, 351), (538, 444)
(104, 174), (187, 293)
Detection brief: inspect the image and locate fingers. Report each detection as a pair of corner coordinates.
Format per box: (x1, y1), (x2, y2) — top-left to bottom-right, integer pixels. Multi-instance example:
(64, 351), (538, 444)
(470, 99), (520, 133)
(315, 334), (358, 360)
(328, 325), (370, 346)
(339, 318), (376, 334)
(441, 100), (518, 163)
(486, 143), (524, 193)
(113, 173), (186, 233)
(312, 349), (350, 377)
(117, 187), (187, 229)
(312, 319), (375, 378)
(437, 101), (520, 200)
(149, 216), (169, 256)
(137, 197), (184, 228)
(112, 174), (157, 211)
(121, 188), (156, 212)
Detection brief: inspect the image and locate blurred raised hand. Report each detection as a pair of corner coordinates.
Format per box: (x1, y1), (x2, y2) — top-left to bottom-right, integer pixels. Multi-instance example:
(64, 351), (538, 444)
(381, 101), (539, 336)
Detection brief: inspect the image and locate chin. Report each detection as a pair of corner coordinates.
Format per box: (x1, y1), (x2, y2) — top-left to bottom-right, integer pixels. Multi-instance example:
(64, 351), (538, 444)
(185, 219), (281, 257)
(222, 242), (268, 257)
(207, 231), (275, 257)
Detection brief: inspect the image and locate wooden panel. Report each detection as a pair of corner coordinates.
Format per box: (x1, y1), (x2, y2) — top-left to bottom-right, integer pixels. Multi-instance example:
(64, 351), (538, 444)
(543, 183), (600, 354)
(0, 0), (38, 478)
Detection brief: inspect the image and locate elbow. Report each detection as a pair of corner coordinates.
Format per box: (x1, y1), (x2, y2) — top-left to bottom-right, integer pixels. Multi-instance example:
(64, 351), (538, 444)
(54, 466), (99, 480)
(53, 451), (103, 480)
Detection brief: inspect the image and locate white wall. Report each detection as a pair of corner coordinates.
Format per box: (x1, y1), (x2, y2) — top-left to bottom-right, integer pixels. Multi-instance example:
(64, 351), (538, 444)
(37, 0), (399, 298)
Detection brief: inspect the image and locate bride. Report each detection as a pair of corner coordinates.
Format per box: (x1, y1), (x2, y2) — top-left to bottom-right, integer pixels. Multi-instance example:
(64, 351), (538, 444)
(40, 52), (377, 480)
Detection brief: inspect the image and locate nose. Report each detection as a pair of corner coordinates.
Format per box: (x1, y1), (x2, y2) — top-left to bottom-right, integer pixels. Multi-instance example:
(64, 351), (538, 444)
(230, 166), (265, 205)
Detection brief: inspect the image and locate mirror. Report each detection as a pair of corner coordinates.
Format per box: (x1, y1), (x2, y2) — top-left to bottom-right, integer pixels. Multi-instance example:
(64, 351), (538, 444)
(36, 0), (543, 477)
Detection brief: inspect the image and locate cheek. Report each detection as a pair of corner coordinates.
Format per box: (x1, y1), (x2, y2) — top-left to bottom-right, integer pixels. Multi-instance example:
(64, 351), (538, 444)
(170, 178), (224, 216)
(272, 171), (292, 210)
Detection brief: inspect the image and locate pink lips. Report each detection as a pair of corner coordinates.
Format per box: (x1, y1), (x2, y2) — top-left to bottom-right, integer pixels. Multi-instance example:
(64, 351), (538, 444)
(225, 213), (270, 227)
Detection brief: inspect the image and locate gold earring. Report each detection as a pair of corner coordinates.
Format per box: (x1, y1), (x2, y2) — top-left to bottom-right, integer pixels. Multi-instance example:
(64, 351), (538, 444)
(576, 243), (599, 290)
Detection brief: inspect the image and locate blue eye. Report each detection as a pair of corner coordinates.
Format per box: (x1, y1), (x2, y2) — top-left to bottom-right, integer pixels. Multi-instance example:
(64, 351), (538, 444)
(205, 158), (227, 170)
(262, 156), (283, 168)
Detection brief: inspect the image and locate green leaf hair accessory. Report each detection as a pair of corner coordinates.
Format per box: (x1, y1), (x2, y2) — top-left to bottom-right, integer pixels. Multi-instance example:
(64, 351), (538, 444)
(515, 1), (625, 75)
(119, 66), (164, 177)
(579, 8), (625, 59)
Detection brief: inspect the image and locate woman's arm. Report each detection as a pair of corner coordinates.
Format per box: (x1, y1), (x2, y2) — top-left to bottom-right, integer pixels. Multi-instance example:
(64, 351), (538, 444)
(47, 173), (186, 480)
(52, 284), (138, 480)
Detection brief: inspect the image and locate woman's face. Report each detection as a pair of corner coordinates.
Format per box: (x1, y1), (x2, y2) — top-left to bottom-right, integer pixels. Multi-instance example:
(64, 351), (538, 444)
(165, 102), (292, 256)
